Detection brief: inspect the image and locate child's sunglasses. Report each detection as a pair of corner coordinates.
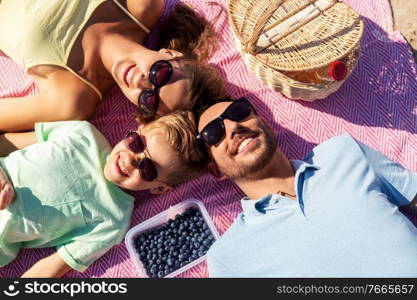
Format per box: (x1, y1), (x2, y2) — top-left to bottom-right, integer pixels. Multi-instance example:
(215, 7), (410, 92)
(137, 60), (173, 116)
(197, 97), (254, 146)
(124, 131), (158, 181)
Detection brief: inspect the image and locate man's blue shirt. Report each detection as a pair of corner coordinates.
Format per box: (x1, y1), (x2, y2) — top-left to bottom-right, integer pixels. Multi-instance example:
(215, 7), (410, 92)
(207, 134), (417, 277)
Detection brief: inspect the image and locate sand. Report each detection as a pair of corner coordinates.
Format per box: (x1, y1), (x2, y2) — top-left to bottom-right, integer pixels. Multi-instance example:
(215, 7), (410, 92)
(390, 0), (417, 62)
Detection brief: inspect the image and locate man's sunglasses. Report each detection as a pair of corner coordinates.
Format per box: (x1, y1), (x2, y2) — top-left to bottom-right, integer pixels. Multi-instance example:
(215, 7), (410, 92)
(137, 60), (173, 116)
(197, 97), (254, 146)
(124, 131), (158, 181)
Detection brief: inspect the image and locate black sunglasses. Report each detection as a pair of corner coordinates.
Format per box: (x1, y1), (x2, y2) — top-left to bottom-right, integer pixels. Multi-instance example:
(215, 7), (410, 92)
(137, 60), (173, 116)
(197, 97), (254, 146)
(124, 131), (158, 181)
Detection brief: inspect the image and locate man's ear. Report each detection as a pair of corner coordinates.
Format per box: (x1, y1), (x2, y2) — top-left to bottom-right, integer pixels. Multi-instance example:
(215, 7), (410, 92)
(158, 48), (184, 59)
(207, 161), (226, 180)
(150, 182), (172, 195)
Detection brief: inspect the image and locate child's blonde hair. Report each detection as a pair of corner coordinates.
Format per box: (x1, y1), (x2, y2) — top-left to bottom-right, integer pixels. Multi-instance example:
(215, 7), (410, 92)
(144, 110), (207, 185)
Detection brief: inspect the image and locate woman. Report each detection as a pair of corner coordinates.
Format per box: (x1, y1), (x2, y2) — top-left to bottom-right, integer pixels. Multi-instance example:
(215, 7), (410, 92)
(0, 0), (225, 132)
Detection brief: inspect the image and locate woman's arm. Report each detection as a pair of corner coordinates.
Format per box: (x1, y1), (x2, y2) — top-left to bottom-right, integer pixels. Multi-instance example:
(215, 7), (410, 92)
(21, 252), (73, 278)
(126, 0), (164, 29)
(0, 93), (58, 132)
(0, 131), (37, 156)
(0, 67), (100, 133)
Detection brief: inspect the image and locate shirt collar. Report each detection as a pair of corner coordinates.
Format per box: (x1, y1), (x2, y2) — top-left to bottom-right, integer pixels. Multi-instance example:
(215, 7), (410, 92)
(290, 159), (320, 174)
(240, 159), (319, 219)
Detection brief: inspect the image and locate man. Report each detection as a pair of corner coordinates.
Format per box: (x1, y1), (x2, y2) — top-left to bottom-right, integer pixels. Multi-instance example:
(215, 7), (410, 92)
(196, 97), (417, 277)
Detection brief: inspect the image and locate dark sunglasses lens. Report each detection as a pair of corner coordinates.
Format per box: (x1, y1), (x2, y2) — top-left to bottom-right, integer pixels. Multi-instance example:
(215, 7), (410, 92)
(139, 158), (158, 181)
(124, 132), (145, 153)
(201, 120), (225, 145)
(225, 99), (252, 122)
(150, 61), (173, 87)
(139, 90), (158, 115)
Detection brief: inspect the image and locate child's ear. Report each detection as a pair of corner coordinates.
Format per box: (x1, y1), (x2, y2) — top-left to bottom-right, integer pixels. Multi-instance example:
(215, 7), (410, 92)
(150, 182), (172, 195)
(207, 162), (226, 180)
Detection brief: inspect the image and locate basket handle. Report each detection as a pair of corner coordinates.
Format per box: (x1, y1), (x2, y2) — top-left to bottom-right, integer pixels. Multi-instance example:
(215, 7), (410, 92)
(243, 0), (285, 54)
(243, 0), (338, 55)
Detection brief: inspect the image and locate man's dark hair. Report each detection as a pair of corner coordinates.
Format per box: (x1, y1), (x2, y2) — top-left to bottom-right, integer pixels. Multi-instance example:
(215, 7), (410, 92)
(191, 95), (234, 126)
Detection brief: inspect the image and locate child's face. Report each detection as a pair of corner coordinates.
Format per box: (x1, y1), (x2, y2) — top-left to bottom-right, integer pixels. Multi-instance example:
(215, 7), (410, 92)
(104, 125), (181, 192)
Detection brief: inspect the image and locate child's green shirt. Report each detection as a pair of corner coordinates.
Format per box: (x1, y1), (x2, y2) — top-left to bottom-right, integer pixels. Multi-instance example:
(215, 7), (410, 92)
(0, 121), (134, 272)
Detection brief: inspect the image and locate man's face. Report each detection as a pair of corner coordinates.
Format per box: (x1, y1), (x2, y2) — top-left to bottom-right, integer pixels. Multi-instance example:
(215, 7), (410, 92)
(198, 101), (276, 180)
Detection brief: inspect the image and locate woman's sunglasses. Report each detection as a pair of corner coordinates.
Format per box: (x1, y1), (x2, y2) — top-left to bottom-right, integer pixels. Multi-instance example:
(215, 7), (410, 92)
(124, 131), (158, 181)
(137, 60), (173, 116)
(197, 97), (254, 146)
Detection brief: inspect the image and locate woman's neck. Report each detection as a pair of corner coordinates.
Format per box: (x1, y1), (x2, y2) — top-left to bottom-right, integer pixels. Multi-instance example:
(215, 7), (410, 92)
(95, 23), (146, 73)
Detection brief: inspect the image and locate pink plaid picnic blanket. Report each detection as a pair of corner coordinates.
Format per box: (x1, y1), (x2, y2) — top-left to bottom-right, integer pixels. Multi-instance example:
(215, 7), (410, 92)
(1, 0), (416, 278)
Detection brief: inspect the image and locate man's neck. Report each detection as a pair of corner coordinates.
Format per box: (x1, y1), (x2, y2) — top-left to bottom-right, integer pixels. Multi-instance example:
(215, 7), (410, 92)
(235, 150), (296, 200)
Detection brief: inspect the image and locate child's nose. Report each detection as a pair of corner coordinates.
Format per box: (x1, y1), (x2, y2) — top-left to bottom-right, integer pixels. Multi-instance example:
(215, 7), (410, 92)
(131, 152), (146, 168)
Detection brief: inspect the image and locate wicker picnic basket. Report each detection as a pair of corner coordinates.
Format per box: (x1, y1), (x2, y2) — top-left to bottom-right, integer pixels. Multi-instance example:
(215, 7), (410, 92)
(227, 0), (364, 101)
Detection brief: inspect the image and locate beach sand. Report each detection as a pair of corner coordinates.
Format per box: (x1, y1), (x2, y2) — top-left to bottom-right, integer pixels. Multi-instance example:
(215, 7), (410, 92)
(391, 0), (417, 62)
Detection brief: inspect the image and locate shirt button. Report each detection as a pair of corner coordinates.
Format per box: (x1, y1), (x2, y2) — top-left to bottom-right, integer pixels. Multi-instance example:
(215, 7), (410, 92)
(272, 199), (279, 204)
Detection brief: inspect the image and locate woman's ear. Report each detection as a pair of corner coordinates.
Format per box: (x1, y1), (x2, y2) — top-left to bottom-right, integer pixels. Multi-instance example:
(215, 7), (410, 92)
(207, 162), (226, 180)
(158, 48), (184, 59)
(150, 182), (172, 195)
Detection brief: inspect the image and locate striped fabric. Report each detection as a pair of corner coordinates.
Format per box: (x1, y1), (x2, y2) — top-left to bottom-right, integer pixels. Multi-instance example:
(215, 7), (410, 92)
(0, 0), (416, 278)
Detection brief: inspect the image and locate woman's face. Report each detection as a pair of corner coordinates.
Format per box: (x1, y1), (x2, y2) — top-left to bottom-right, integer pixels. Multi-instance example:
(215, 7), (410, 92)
(111, 48), (192, 116)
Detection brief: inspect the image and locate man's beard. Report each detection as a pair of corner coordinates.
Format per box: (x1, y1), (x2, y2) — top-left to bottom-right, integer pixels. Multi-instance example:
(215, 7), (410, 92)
(217, 125), (276, 181)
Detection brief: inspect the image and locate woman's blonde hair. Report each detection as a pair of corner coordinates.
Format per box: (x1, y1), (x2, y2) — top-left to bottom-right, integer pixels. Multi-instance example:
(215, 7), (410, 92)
(136, 3), (225, 124)
(145, 110), (208, 185)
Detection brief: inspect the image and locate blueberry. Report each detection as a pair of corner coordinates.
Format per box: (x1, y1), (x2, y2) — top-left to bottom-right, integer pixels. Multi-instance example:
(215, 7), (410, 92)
(157, 271), (164, 278)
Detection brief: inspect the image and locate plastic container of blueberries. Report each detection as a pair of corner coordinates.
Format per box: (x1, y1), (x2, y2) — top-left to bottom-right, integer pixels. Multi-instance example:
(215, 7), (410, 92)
(125, 198), (220, 278)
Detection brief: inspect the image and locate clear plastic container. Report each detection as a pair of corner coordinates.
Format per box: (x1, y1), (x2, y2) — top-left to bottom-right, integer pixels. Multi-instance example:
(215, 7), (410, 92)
(125, 199), (220, 278)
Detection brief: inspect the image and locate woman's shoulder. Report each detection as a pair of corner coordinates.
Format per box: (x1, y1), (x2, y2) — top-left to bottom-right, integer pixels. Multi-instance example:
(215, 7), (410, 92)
(125, 0), (164, 30)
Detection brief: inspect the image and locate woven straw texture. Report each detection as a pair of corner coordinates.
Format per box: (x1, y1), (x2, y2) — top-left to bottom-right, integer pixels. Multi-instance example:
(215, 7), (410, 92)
(228, 0), (365, 100)
(0, 0), (416, 278)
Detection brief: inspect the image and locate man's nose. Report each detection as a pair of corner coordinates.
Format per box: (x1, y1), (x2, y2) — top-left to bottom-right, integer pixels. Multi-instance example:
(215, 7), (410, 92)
(224, 119), (246, 140)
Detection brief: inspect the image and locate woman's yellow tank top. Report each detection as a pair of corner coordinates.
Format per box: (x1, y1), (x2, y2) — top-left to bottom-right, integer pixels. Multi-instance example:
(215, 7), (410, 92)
(0, 0), (150, 99)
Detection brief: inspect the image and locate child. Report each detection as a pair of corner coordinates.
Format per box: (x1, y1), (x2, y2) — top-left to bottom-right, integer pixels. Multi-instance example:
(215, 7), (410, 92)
(0, 111), (206, 277)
